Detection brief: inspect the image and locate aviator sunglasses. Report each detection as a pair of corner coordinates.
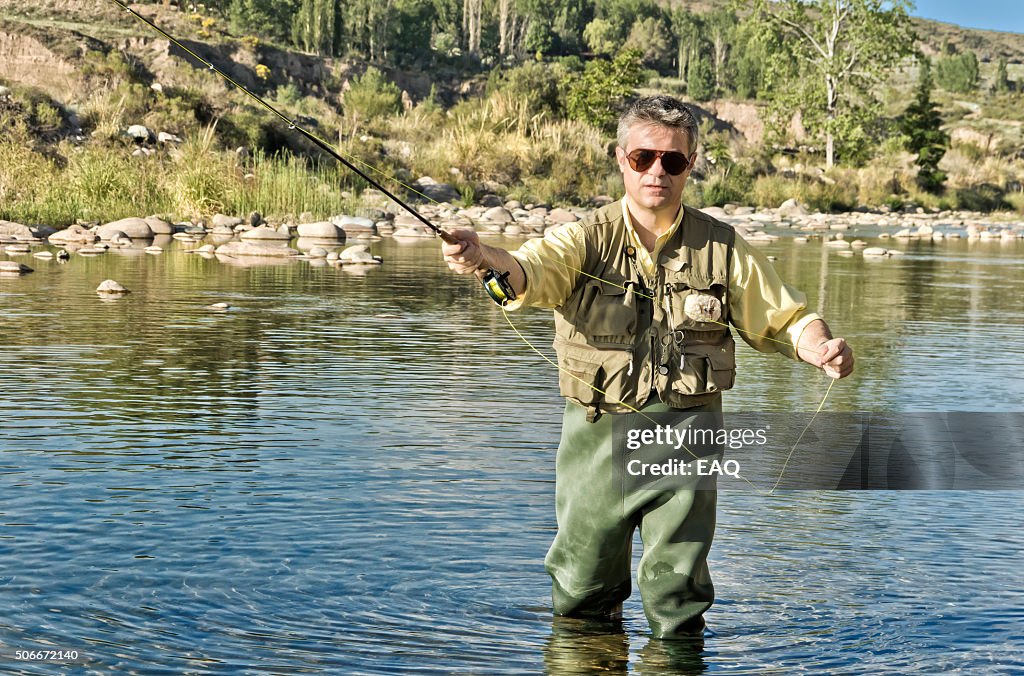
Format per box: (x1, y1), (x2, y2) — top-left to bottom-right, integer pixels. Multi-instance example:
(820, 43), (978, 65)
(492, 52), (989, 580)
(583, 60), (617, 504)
(625, 149), (693, 175)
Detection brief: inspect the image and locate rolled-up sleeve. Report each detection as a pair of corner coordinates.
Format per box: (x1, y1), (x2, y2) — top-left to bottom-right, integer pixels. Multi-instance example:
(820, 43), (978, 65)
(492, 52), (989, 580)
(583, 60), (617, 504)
(505, 223), (586, 310)
(729, 235), (821, 360)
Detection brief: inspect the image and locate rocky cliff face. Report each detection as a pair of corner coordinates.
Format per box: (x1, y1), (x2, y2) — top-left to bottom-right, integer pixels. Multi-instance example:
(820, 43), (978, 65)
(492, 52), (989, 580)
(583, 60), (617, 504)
(0, 22), (104, 100)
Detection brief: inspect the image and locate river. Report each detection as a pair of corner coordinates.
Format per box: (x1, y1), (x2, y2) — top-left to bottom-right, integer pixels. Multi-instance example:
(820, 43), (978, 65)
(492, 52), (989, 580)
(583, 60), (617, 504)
(1, 232), (1022, 673)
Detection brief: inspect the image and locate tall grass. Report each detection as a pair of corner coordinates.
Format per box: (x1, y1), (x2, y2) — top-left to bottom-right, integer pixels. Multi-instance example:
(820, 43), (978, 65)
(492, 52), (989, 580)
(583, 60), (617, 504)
(0, 126), (361, 226)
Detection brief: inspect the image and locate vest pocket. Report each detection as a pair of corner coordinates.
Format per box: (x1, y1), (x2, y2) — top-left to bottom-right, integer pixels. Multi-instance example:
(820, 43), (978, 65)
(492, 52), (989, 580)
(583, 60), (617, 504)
(557, 349), (637, 409)
(666, 282), (727, 332)
(573, 280), (637, 345)
(557, 355), (602, 406)
(703, 345), (736, 392)
(670, 343), (736, 395)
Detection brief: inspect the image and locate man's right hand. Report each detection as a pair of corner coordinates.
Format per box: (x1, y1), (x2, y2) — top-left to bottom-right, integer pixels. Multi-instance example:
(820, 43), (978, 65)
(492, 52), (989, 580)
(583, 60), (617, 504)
(442, 228), (485, 275)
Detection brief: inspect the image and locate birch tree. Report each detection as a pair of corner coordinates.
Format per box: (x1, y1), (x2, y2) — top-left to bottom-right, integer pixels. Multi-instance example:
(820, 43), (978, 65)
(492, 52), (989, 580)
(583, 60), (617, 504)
(749, 0), (915, 168)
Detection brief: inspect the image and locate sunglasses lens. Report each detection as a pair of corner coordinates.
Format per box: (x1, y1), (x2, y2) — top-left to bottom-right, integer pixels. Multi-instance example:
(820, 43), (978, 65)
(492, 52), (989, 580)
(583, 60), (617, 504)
(628, 150), (657, 172)
(661, 152), (689, 175)
(626, 150), (689, 175)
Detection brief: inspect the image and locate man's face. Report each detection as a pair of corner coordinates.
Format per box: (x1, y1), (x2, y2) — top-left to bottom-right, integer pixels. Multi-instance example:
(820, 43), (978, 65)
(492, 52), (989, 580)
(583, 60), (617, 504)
(615, 123), (694, 215)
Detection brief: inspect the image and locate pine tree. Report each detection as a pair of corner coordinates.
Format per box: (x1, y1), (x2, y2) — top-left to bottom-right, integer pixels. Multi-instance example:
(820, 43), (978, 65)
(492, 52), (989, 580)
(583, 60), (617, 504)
(995, 57), (1010, 93)
(901, 58), (948, 193)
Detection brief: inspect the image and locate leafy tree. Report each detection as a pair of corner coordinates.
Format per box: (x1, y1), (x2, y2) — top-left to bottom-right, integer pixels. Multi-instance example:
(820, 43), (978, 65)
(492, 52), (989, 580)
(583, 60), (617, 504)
(994, 57), (1010, 93)
(228, 0), (298, 42)
(729, 20), (772, 99)
(343, 67), (401, 130)
(622, 17), (673, 72)
(748, 0), (916, 168)
(705, 9), (737, 96)
(583, 18), (620, 55)
(900, 57), (948, 192)
(687, 53), (715, 101)
(291, 0), (340, 55)
(563, 49), (645, 130)
(670, 9), (704, 82)
(935, 50), (979, 93)
(590, 0), (662, 52)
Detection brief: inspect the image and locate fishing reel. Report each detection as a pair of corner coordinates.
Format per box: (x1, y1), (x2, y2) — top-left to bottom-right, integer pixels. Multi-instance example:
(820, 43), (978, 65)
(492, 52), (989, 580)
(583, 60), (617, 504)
(481, 269), (517, 307)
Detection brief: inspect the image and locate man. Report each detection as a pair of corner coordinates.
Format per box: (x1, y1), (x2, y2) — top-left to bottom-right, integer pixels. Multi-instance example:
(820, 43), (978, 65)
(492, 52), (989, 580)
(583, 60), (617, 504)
(442, 95), (854, 639)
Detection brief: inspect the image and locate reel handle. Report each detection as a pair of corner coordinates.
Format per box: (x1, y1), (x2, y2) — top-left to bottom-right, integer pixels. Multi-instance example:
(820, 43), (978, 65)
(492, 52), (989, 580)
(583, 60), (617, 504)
(440, 229), (516, 307)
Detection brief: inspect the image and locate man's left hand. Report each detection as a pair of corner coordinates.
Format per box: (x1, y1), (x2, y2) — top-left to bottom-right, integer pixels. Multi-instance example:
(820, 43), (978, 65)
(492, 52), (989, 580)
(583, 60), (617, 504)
(817, 338), (854, 379)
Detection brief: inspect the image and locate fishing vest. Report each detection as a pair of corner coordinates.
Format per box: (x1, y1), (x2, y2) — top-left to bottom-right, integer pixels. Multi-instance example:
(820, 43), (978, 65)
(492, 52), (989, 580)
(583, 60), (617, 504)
(553, 201), (736, 421)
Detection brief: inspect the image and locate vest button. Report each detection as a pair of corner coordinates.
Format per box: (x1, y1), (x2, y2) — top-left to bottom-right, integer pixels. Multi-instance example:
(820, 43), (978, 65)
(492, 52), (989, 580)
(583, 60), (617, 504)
(658, 365), (669, 376)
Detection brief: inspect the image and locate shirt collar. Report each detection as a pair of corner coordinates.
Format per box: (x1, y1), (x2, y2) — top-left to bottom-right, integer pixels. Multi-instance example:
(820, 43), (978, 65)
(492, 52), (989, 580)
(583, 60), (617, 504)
(620, 196), (684, 259)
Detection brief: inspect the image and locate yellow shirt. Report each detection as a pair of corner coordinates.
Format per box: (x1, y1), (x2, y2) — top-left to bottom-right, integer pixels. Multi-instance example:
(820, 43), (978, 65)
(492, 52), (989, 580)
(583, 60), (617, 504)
(507, 197), (820, 359)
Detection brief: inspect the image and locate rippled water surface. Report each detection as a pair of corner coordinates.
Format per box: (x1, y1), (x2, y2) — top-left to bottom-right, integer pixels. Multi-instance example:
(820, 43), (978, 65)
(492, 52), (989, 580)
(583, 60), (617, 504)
(1, 233), (1022, 674)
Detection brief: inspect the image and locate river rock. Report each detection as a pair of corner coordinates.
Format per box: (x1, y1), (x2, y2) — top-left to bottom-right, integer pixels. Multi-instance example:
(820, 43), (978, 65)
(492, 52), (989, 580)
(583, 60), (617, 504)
(0, 220), (34, 241)
(96, 279), (129, 294)
(297, 221), (345, 240)
(211, 214), (243, 229)
(126, 124), (151, 142)
(479, 194), (504, 208)
(335, 215), (376, 237)
(5, 243), (30, 254)
(307, 246), (329, 258)
(482, 206), (514, 224)
(504, 224), (525, 236)
(143, 216), (173, 235)
(777, 198), (809, 217)
(826, 239), (851, 249)
(339, 244), (382, 264)
(0, 261), (32, 275)
(700, 206), (728, 219)
(241, 226), (291, 242)
(49, 224), (98, 245)
(215, 241), (299, 257)
(33, 251), (54, 259)
(413, 176), (460, 203)
(157, 131), (182, 144)
(862, 247), (889, 256)
(98, 218), (154, 239)
(548, 208), (579, 224)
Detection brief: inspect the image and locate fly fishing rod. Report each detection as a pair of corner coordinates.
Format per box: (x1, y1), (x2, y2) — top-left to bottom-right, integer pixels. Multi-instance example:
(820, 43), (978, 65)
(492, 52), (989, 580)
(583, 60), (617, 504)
(108, 0), (516, 306)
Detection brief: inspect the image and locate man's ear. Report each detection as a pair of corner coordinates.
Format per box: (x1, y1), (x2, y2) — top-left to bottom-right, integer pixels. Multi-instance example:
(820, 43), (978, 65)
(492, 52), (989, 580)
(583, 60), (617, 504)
(615, 146), (626, 173)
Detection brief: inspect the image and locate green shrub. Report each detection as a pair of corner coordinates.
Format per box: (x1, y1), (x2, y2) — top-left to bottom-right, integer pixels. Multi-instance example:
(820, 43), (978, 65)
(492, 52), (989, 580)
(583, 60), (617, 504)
(563, 50), (645, 131)
(343, 67), (401, 127)
(951, 184), (1007, 211)
(1005, 191), (1024, 215)
(751, 174), (793, 208)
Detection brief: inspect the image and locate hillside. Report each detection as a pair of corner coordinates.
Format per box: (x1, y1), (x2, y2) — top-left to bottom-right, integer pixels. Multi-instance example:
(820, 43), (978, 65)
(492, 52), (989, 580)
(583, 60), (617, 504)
(1, 0), (1023, 224)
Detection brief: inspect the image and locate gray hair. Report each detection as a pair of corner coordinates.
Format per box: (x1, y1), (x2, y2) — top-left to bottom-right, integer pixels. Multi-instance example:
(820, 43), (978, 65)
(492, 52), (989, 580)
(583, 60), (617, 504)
(617, 95), (698, 152)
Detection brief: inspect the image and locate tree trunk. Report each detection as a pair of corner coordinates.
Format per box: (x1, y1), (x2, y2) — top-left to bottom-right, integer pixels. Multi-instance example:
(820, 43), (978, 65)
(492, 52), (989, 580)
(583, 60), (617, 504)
(498, 0), (509, 56)
(464, 0), (482, 56)
(825, 74), (837, 169)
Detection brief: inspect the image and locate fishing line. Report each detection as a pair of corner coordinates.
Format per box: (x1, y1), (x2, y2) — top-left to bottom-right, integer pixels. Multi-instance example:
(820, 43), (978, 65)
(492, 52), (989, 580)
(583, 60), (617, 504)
(112, 0), (838, 492)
